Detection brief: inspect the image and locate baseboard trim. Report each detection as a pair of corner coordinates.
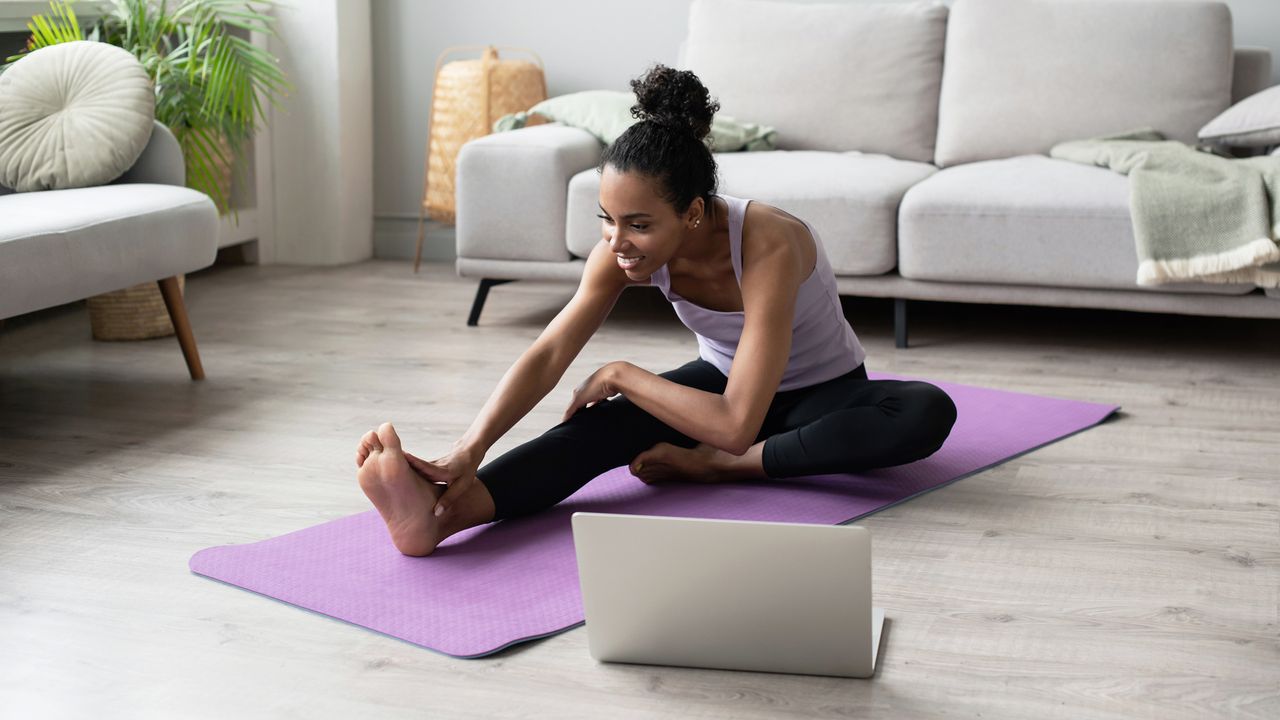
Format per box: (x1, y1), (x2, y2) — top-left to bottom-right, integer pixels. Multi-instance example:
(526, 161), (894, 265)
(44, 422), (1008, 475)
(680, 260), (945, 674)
(373, 216), (456, 261)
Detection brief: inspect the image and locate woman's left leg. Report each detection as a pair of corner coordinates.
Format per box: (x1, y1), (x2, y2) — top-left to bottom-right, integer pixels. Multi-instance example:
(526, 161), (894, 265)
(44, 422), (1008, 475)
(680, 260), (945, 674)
(755, 365), (958, 479)
(633, 364), (957, 483)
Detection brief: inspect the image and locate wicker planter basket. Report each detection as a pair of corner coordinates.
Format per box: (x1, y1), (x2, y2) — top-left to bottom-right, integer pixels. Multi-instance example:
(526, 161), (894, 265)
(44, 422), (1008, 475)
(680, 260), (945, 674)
(87, 131), (230, 341)
(87, 274), (184, 341)
(422, 45), (546, 224)
(189, 131), (234, 213)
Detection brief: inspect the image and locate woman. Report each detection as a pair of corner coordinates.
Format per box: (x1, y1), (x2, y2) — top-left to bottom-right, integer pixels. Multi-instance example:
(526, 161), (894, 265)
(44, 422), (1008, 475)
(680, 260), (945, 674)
(356, 64), (957, 557)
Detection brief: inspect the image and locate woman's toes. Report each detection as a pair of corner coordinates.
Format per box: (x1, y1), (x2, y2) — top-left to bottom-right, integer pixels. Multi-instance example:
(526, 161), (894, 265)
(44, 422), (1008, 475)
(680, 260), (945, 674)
(359, 431), (381, 465)
(631, 444), (679, 483)
(630, 448), (659, 476)
(376, 422), (403, 452)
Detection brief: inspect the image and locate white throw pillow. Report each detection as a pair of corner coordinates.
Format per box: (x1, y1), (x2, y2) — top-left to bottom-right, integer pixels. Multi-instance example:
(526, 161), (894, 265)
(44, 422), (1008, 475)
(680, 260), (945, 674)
(1200, 85), (1280, 148)
(0, 40), (154, 191)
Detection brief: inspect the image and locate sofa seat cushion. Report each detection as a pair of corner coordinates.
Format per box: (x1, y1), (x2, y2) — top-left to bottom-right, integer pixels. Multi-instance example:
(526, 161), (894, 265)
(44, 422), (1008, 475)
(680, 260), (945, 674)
(567, 150), (936, 276)
(898, 155), (1253, 295)
(0, 183), (219, 318)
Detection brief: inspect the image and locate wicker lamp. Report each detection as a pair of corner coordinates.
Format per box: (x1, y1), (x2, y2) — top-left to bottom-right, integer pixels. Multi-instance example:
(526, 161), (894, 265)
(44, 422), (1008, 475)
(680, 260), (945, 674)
(413, 45), (547, 272)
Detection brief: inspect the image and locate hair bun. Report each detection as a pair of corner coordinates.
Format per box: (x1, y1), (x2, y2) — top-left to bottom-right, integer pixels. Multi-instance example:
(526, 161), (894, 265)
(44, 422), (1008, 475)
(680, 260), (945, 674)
(629, 63), (720, 141)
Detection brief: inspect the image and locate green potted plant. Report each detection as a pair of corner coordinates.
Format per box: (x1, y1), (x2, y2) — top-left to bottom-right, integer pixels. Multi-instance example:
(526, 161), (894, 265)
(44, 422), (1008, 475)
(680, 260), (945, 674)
(4, 0), (290, 341)
(6, 0), (290, 215)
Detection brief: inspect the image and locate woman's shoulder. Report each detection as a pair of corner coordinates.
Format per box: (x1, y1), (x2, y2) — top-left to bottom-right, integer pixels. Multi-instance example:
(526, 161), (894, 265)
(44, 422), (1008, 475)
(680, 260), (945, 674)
(740, 196), (808, 234)
(739, 198), (816, 274)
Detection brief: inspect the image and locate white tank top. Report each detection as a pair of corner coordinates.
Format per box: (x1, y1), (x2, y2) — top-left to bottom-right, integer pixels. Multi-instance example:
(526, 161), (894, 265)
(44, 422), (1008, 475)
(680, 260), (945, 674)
(647, 193), (866, 391)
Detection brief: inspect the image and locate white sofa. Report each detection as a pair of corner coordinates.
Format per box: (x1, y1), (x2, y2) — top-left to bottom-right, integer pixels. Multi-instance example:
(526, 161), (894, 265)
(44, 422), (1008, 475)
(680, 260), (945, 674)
(0, 121), (220, 379)
(453, 0), (1279, 346)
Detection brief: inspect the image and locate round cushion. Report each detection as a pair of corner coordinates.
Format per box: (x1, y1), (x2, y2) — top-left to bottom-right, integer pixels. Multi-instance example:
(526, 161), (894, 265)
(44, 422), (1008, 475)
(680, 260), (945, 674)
(0, 40), (154, 192)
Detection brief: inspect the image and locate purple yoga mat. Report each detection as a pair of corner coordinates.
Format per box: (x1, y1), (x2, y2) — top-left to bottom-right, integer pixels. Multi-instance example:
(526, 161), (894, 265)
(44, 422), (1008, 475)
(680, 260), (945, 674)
(190, 372), (1118, 658)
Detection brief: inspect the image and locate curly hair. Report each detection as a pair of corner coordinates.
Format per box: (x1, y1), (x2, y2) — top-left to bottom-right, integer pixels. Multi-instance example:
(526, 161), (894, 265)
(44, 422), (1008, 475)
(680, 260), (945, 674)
(598, 63), (722, 220)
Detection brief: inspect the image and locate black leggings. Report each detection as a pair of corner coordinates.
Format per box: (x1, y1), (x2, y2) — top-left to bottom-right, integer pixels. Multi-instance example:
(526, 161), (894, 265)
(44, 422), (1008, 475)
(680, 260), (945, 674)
(476, 358), (958, 522)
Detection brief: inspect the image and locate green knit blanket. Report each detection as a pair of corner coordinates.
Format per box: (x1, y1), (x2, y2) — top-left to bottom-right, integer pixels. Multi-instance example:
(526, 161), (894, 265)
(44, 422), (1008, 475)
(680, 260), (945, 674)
(1049, 128), (1280, 288)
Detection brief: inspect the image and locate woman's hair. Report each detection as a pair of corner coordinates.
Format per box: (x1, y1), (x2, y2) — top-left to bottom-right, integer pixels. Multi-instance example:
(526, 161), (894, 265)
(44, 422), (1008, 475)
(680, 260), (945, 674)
(599, 63), (721, 222)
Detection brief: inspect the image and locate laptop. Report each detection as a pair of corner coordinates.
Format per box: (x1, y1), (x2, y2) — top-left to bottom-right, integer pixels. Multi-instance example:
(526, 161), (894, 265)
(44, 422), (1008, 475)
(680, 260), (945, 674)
(570, 512), (885, 678)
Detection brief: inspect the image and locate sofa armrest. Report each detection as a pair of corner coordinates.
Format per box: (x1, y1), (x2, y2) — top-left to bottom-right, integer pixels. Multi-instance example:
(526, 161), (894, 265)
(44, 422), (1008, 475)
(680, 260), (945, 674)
(456, 123), (603, 263)
(112, 121), (186, 187)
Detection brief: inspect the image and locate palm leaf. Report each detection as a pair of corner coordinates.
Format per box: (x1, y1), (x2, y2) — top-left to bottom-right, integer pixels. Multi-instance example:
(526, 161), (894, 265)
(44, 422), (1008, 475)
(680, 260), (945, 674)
(180, 123), (234, 219)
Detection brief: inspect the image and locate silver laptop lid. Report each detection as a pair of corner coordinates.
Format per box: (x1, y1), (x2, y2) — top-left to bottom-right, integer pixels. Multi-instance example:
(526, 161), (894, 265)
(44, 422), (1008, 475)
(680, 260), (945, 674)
(571, 512), (880, 678)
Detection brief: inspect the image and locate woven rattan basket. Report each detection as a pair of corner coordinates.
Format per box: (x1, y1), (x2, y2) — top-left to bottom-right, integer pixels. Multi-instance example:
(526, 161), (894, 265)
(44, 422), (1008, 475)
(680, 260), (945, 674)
(87, 274), (184, 341)
(414, 45), (546, 271)
(86, 132), (230, 341)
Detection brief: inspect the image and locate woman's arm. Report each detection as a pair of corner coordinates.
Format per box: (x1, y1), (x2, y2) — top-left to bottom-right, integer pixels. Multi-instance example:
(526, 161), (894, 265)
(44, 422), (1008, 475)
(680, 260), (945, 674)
(608, 227), (805, 455)
(452, 240), (630, 466)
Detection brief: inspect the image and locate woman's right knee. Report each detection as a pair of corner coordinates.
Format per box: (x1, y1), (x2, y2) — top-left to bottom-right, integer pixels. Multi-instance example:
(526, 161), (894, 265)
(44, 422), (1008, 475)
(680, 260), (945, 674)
(897, 382), (957, 455)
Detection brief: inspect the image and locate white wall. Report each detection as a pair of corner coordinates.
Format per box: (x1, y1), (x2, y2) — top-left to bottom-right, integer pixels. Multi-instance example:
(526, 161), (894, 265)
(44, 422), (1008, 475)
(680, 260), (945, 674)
(268, 0), (374, 265)
(370, 0), (690, 260)
(371, 0), (1280, 261)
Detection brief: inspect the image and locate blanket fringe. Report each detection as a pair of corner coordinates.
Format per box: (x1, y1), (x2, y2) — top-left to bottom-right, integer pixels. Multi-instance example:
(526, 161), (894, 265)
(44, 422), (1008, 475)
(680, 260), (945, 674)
(1137, 237), (1280, 288)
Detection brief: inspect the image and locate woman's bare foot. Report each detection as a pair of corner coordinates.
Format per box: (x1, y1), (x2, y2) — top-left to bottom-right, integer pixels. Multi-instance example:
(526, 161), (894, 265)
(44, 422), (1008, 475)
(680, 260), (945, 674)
(629, 441), (767, 484)
(356, 422), (443, 556)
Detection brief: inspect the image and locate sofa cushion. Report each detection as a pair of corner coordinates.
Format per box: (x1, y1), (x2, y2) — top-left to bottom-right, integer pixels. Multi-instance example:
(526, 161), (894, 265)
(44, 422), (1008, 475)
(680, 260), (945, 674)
(0, 184), (219, 318)
(934, 0), (1233, 168)
(0, 41), (155, 191)
(898, 155), (1253, 295)
(567, 150), (936, 276)
(681, 0), (948, 162)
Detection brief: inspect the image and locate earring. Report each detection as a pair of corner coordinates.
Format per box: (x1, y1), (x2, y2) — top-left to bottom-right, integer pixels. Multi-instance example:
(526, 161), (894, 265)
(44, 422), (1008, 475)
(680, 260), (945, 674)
(693, 217), (702, 228)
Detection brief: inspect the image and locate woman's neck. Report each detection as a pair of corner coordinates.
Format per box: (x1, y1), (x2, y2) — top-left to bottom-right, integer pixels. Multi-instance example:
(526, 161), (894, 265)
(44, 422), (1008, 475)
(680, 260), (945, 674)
(672, 195), (728, 265)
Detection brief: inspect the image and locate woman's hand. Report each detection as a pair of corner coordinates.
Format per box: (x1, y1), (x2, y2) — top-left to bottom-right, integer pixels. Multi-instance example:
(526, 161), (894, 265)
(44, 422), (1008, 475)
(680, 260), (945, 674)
(562, 361), (631, 423)
(403, 447), (481, 519)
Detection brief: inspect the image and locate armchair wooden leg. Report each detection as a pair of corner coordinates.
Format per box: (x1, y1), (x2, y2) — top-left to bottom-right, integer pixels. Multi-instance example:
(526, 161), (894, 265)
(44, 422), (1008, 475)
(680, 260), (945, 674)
(157, 276), (206, 380)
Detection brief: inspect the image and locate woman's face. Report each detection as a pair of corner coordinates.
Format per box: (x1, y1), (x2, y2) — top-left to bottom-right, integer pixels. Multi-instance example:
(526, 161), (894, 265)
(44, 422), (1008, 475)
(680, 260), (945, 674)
(597, 165), (699, 278)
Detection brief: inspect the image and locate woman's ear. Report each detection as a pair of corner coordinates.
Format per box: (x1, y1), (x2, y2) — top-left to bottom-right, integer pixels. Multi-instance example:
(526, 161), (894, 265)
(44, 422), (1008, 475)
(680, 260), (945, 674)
(686, 196), (705, 227)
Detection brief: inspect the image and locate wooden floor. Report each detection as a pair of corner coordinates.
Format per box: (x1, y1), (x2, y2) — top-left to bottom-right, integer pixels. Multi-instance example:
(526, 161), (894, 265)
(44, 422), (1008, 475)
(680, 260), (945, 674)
(1, 259), (1277, 719)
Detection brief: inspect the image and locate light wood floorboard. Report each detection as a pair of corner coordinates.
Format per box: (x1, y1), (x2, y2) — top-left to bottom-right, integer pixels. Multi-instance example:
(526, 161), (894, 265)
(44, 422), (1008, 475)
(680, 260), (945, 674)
(1, 259), (1277, 719)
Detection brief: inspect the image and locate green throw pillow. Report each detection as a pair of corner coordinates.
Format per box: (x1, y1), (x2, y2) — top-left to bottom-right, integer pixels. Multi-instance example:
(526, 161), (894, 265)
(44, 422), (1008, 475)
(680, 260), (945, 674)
(493, 90), (777, 152)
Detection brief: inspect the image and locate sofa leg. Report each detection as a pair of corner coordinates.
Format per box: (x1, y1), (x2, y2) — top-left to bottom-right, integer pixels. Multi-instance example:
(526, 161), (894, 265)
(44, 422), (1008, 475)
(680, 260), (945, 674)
(157, 276), (205, 380)
(467, 278), (516, 326)
(894, 298), (909, 349)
